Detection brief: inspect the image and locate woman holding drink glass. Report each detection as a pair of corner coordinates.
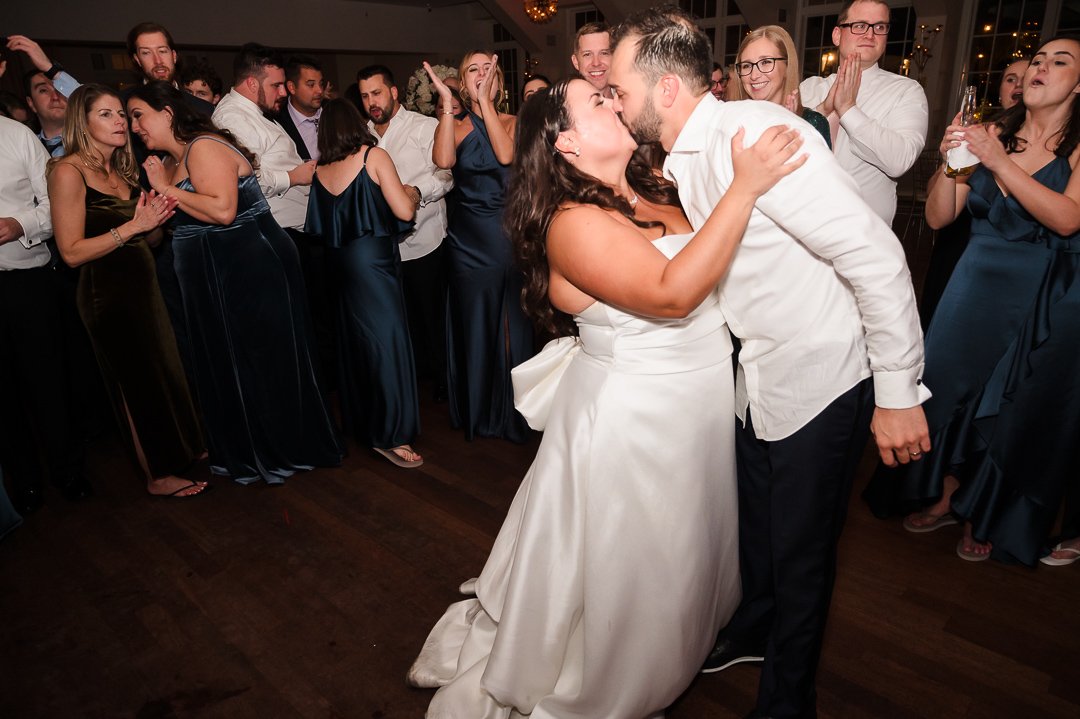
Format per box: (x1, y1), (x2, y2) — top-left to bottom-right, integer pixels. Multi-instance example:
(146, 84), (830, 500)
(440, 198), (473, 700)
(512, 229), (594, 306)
(865, 37), (1080, 565)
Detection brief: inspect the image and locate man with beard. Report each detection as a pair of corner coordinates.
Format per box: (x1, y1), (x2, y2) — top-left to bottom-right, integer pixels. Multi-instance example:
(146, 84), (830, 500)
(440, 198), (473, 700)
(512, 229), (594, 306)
(122, 23), (216, 399)
(213, 44), (327, 381)
(276, 55), (325, 161)
(213, 43), (314, 234)
(124, 23), (215, 115)
(358, 64), (453, 402)
(609, 7), (930, 718)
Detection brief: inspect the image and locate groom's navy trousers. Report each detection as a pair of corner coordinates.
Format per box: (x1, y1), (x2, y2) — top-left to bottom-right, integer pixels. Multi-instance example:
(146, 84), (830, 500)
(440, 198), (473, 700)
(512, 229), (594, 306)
(725, 377), (875, 719)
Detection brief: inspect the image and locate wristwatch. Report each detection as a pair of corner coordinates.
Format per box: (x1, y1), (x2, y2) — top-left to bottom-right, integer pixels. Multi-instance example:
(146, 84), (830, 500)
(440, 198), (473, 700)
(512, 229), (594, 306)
(44, 63), (63, 80)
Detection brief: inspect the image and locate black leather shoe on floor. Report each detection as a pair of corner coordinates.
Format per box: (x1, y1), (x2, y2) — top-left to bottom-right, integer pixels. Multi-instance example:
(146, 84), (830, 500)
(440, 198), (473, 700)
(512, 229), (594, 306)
(57, 474), (94, 503)
(701, 637), (765, 674)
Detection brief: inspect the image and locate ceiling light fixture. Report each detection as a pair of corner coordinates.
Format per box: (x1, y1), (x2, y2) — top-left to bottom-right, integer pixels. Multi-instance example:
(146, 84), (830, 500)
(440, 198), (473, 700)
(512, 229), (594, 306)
(524, 0), (558, 24)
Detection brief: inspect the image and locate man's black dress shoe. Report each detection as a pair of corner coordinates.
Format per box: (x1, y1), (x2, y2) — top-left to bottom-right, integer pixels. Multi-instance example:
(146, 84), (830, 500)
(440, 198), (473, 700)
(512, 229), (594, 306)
(57, 474), (94, 503)
(701, 637), (765, 674)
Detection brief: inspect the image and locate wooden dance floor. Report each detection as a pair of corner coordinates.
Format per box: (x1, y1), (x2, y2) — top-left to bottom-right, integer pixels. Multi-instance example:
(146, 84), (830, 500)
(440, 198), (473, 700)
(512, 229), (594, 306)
(2, 201), (1077, 719)
(2, 382), (1078, 719)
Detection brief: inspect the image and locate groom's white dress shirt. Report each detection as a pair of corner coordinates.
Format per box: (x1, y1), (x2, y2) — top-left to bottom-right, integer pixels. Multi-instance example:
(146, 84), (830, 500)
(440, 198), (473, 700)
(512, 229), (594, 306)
(664, 95), (930, 441)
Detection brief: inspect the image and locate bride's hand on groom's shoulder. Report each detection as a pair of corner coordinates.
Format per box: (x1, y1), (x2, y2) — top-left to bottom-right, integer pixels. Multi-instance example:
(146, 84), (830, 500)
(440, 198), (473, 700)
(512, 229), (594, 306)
(729, 124), (808, 198)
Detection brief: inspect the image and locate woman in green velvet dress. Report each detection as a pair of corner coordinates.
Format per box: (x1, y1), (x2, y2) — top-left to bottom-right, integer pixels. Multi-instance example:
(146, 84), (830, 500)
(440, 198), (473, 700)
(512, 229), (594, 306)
(47, 84), (207, 498)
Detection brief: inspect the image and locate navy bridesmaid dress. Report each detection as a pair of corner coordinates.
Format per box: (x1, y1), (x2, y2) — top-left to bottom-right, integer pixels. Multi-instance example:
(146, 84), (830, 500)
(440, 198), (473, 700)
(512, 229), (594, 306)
(866, 157), (1080, 565)
(306, 147), (421, 451)
(445, 110), (534, 443)
(171, 137), (343, 484)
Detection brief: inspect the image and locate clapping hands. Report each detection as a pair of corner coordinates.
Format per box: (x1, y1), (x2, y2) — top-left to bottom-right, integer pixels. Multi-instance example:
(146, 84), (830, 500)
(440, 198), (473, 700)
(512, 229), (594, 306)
(131, 190), (178, 233)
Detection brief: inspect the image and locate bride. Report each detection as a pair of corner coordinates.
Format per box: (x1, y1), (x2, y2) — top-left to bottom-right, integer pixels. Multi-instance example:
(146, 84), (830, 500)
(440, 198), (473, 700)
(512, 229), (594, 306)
(408, 77), (804, 718)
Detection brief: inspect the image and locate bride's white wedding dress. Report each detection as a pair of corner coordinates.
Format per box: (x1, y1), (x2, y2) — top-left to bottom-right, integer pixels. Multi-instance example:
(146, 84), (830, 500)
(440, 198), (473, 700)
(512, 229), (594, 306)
(409, 234), (741, 718)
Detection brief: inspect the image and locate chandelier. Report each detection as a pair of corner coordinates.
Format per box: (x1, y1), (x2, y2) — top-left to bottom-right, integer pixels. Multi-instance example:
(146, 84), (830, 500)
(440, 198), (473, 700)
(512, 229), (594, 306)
(524, 0), (558, 24)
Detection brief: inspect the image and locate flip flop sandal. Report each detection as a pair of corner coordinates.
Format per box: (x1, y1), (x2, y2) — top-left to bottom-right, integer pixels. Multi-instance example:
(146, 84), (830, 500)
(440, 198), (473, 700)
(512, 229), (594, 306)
(956, 538), (991, 562)
(1039, 543), (1080, 567)
(903, 511), (959, 533)
(374, 447), (424, 469)
(152, 480), (211, 499)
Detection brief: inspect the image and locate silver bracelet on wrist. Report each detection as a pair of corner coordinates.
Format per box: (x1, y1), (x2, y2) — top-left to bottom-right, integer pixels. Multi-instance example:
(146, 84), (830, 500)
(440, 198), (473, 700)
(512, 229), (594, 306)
(110, 228), (124, 246)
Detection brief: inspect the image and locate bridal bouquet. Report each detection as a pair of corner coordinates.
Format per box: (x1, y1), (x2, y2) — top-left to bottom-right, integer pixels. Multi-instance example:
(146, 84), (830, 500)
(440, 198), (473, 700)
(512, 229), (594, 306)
(405, 64), (458, 116)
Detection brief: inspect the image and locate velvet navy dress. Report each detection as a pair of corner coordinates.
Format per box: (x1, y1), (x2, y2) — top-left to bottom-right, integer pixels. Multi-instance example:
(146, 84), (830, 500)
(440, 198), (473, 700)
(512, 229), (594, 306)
(445, 111), (534, 443)
(305, 147), (420, 450)
(171, 136), (343, 484)
(866, 157), (1080, 565)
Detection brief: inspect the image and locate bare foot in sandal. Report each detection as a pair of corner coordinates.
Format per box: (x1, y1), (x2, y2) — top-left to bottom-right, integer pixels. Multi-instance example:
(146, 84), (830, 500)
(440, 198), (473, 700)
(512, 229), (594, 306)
(374, 445), (424, 468)
(956, 523), (992, 561)
(148, 475), (210, 497)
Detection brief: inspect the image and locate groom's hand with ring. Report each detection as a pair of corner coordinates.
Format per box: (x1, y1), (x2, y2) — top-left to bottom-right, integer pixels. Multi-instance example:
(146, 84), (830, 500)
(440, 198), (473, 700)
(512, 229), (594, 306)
(871, 406), (930, 466)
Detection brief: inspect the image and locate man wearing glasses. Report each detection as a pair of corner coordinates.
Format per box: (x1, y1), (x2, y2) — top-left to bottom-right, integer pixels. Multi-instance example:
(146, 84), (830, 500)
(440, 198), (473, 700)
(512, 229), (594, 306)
(800, 0), (927, 224)
(710, 62), (729, 100)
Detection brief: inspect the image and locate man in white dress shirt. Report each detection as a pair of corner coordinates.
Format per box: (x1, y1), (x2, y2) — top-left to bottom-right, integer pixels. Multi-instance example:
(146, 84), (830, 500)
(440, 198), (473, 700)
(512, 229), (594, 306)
(213, 43), (315, 231)
(610, 8), (930, 718)
(0, 116), (89, 513)
(214, 44), (332, 383)
(359, 65), (454, 400)
(799, 0), (928, 224)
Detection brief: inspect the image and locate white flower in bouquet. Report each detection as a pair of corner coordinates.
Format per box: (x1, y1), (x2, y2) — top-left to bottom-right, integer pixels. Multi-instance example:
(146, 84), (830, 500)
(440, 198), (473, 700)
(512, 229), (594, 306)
(405, 64), (458, 116)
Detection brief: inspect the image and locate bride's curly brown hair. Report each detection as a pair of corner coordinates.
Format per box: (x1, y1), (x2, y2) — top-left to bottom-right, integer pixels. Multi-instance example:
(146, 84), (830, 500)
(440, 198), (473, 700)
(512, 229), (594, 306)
(505, 78), (681, 337)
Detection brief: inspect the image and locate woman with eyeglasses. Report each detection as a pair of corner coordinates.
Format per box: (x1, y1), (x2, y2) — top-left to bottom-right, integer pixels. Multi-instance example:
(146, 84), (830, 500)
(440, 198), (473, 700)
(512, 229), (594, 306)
(729, 26), (831, 148)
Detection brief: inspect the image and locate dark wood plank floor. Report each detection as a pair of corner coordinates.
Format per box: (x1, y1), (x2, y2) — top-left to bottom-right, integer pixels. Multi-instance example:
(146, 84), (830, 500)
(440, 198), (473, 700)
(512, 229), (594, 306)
(3, 388), (1079, 719)
(4, 214), (1078, 719)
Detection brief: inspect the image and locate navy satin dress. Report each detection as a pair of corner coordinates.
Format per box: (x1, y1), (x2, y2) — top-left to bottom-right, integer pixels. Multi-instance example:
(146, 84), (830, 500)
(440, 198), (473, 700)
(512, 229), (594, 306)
(866, 157), (1080, 565)
(171, 137), (343, 484)
(445, 111), (534, 443)
(306, 148), (420, 450)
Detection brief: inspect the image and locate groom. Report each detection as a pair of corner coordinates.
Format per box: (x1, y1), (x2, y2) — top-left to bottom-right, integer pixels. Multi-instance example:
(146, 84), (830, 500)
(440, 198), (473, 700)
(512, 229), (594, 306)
(610, 7), (930, 719)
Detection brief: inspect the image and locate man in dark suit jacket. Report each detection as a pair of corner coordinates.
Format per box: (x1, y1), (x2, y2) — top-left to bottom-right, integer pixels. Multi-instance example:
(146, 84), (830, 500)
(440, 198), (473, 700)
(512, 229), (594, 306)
(274, 55), (325, 161)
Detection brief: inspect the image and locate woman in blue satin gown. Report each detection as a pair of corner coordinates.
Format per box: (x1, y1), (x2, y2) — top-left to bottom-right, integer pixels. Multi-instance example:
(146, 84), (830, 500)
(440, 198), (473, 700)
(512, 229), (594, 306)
(865, 37), (1080, 565)
(127, 82), (343, 485)
(425, 53), (534, 443)
(305, 99), (424, 468)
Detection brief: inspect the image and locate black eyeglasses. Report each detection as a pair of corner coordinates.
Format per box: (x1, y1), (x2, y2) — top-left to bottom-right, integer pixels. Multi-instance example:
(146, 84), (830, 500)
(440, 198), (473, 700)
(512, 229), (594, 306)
(735, 57), (786, 77)
(837, 21), (891, 36)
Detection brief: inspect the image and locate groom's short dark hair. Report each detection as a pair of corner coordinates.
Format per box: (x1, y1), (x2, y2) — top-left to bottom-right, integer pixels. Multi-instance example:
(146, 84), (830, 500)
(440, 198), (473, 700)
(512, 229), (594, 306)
(611, 4), (711, 94)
